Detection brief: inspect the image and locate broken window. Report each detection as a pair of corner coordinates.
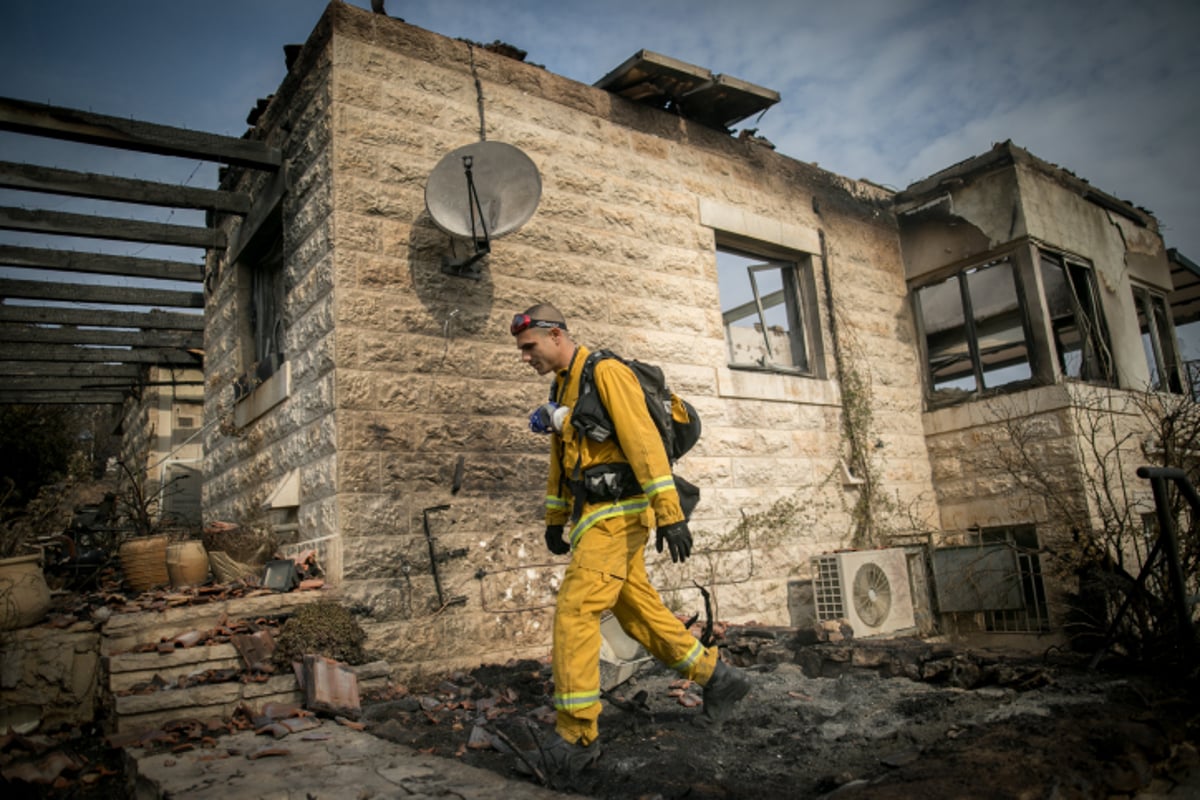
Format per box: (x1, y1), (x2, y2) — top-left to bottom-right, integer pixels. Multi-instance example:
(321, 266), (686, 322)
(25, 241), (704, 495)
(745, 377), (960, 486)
(716, 247), (818, 374)
(915, 257), (1033, 400)
(1039, 252), (1114, 385)
(1132, 285), (1183, 393)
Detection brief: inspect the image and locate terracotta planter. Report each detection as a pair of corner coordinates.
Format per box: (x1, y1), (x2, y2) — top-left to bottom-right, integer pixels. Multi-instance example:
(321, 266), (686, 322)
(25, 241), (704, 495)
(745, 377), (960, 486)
(0, 552), (52, 630)
(166, 541), (210, 587)
(119, 534), (169, 592)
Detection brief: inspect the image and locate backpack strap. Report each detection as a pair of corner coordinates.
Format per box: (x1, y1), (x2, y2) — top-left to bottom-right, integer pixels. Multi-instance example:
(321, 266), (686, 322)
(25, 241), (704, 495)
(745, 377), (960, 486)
(568, 350), (606, 522)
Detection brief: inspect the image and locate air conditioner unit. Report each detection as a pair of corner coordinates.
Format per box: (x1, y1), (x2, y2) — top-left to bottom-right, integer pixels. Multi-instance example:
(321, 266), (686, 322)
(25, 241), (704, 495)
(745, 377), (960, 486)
(811, 548), (916, 637)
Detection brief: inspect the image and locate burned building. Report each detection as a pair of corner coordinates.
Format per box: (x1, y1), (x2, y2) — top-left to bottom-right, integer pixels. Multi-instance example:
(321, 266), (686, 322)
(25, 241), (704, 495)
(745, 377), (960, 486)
(201, 3), (937, 672)
(27, 3), (1176, 670)
(192, 0), (1185, 671)
(195, 3), (1195, 669)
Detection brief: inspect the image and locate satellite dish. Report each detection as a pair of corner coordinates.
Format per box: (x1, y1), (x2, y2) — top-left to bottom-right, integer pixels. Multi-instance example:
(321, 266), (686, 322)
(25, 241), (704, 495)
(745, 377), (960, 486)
(424, 141), (541, 276)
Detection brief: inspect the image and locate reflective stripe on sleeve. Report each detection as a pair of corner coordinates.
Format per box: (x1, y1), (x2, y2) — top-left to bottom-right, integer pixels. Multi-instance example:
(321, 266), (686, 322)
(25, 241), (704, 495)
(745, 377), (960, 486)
(641, 474), (675, 499)
(546, 495), (568, 512)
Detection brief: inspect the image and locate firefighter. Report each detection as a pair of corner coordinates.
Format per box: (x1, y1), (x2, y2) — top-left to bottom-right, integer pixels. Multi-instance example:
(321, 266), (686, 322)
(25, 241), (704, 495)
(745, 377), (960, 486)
(512, 302), (751, 780)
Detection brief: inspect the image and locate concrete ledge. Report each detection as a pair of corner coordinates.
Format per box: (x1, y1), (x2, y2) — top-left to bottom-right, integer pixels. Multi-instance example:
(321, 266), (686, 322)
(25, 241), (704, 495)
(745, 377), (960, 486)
(102, 589), (336, 655)
(113, 665), (391, 734)
(108, 644), (242, 692)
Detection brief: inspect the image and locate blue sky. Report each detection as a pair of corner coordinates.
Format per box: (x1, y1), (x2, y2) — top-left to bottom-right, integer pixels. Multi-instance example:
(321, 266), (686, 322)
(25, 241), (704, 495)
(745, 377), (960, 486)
(1, 0), (1198, 280)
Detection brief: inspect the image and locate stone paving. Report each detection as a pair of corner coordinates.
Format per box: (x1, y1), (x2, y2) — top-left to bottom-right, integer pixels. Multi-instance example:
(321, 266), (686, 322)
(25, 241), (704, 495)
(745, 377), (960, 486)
(126, 718), (581, 799)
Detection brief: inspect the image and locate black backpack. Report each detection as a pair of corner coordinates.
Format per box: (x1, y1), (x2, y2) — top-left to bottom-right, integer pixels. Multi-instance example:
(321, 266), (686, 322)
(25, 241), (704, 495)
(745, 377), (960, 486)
(566, 349), (701, 463)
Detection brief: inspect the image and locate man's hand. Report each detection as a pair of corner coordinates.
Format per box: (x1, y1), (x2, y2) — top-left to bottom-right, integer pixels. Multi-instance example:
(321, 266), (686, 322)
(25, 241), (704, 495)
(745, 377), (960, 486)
(544, 525), (570, 555)
(655, 521), (692, 563)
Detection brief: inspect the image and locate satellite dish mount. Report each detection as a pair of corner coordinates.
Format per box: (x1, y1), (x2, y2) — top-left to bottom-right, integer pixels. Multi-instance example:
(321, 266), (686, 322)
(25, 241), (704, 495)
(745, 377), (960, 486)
(444, 155), (491, 277)
(425, 141), (542, 281)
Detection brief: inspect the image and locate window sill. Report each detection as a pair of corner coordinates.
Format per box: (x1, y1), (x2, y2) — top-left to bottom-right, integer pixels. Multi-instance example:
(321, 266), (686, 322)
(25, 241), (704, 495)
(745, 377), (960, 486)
(716, 366), (840, 405)
(233, 360), (291, 427)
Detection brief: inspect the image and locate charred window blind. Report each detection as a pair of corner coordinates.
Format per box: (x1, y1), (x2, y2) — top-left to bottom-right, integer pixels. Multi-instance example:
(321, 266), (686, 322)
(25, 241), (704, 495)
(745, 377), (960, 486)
(250, 231), (286, 381)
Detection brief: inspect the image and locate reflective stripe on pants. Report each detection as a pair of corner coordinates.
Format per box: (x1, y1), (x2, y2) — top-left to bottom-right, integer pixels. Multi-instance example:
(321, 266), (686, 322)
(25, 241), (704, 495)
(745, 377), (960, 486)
(552, 506), (717, 745)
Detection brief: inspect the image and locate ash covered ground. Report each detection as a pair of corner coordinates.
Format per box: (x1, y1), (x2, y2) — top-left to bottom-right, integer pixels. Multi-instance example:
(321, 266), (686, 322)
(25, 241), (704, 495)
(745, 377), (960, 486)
(362, 629), (1200, 799)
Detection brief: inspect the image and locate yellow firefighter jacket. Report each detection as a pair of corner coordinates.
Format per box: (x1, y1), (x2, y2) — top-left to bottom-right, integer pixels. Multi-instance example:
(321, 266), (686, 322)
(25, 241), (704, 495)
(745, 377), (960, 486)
(544, 345), (684, 546)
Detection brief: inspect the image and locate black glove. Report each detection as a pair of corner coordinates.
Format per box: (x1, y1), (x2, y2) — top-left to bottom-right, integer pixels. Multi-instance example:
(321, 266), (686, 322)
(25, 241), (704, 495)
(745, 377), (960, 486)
(655, 521), (692, 563)
(544, 525), (570, 555)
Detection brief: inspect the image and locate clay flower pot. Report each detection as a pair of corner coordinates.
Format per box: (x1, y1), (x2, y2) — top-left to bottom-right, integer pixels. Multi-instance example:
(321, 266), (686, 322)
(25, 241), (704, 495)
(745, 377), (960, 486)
(0, 552), (52, 630)
(118, 534), (169, 592)
(166, 540), (210, 587)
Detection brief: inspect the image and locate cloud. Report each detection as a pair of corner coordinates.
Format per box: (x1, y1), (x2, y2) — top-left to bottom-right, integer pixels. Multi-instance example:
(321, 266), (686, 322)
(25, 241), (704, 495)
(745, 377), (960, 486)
(2, 0), (1196, 259)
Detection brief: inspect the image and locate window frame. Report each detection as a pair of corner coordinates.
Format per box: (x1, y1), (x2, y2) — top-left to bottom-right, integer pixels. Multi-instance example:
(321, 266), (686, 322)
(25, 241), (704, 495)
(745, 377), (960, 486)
(233, 217), (286, 403)
(1038, 249), (1115, 387)
(1132, 282), (1183, 394)
(913, 254), (1038, 405)
(716, 243), (823, 377)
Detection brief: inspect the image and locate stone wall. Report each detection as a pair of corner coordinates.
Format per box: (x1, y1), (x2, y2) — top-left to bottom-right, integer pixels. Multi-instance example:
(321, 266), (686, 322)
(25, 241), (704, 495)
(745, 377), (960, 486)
(0, 625), (101, 732)
(116, 366), (205, 528)
(923, 382), (1160, 629)
(204, 16), (340, 572)
(202, 4), (937, 675)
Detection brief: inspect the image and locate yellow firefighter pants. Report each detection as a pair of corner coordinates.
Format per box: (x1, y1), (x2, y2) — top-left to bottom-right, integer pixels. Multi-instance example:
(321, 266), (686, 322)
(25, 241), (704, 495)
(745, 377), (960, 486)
(552, 507), (718, 745)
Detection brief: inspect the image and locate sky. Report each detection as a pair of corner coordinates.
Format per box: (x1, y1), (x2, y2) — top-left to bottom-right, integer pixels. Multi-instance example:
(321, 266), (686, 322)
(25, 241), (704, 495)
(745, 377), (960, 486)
(0, 1), (1198, 303)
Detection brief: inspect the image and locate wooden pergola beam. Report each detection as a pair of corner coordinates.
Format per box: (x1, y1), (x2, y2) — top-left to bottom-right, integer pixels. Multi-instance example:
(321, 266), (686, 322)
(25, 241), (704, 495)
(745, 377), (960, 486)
(0, 361), (144, 379)
(0, 161), (251, 214)
(0, 343), (199, 364)
(0, 96), (281, 170)
(0, 391), (130, 405)
(1, 376), (139, 391)
(0, 323), (202, 350)
(0, 277), (203, 308)
(0, 245), (202, 282)
(0, 206), (225, 249)
(0, 393), (131, 407)
(0, 305), (204, 331)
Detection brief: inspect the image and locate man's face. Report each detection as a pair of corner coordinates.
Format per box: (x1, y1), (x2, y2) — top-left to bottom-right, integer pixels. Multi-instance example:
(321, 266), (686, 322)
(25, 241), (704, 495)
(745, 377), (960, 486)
(515, 328), (559, 375)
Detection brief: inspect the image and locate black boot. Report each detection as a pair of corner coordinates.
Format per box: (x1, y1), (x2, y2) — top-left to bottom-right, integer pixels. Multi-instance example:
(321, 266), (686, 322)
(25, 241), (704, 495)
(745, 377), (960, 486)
(516, 732), (602, 785)
(702, 660), (750, 722)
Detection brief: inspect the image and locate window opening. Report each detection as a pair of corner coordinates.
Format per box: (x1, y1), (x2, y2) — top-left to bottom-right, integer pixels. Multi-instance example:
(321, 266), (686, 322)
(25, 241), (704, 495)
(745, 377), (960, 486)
(717, 247), (813, 373)
(1040, 252), (1113, 385)
(916, 257), (1032, 398)
(251, 232), (285, 378)
(1133, 285), (1183, 393)
(234, 220), (286, 402)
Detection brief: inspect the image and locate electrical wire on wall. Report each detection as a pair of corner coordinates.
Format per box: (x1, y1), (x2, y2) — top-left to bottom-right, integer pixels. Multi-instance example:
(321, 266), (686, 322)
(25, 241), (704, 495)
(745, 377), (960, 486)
(467, 42), (487, 142)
